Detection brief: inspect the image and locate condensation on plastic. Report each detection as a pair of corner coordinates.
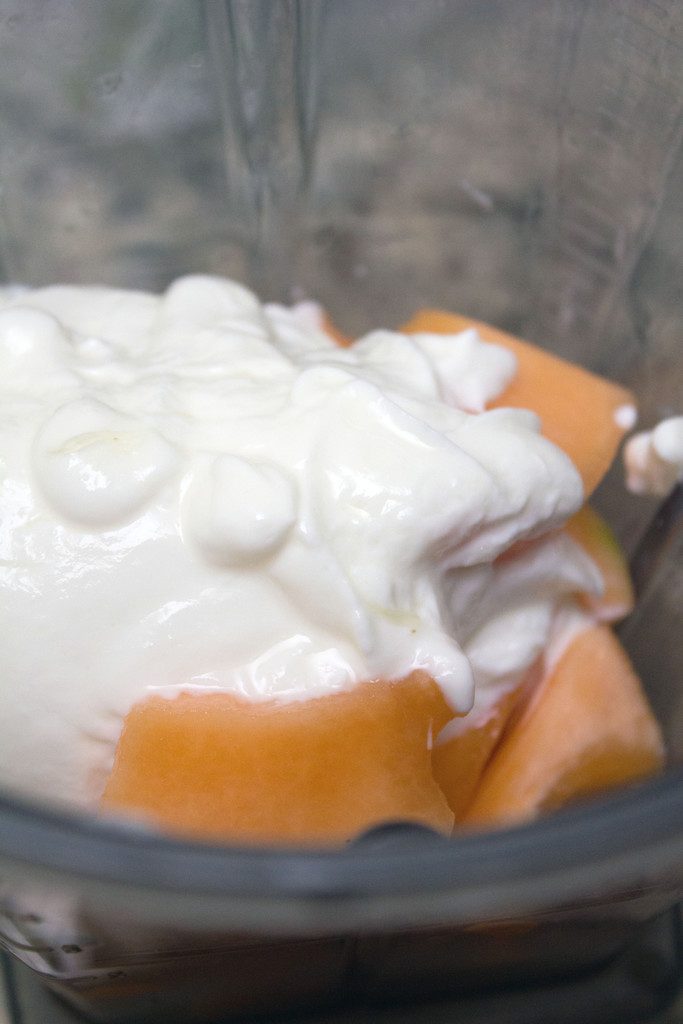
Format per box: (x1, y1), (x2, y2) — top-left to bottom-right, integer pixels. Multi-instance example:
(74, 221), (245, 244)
(0, 2), (682, 1021)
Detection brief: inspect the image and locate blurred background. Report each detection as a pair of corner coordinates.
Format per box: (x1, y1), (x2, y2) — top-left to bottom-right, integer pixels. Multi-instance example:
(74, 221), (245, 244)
(0, 2), (680, 402)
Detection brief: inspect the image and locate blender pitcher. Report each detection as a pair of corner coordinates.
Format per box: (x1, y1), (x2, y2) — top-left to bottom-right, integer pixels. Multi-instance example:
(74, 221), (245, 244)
(0, 2), (682, 1022)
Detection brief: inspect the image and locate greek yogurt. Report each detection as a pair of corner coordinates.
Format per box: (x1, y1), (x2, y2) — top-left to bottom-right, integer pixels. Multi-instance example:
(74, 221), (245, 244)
(0, 275), (594, 808)
(624, 417), (683, 496)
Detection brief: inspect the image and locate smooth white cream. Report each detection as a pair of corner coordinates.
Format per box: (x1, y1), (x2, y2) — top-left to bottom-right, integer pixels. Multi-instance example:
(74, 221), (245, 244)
(0, 276), (592, 808)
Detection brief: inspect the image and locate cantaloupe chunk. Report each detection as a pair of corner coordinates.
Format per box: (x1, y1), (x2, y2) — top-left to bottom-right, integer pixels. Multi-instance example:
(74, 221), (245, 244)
(432, 680), (529, 820)
(401, 310), (636, 497)
(101, 673), (454, 845)
(321, 312), (352, 347)
(565, 506), (635, 623)
(462, 625), (665, 828)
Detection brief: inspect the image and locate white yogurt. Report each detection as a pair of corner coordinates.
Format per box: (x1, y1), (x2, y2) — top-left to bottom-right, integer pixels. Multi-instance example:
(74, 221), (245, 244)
(0, 276), (590, 808)
(624, 417), (683, 496)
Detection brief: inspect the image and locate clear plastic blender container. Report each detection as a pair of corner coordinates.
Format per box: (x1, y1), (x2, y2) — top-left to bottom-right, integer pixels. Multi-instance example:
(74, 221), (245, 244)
(0, 2), (682, 1022)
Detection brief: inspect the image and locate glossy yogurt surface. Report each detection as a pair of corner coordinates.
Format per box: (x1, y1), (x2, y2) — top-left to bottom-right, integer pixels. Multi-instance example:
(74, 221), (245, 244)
(0, 276), (595, 806)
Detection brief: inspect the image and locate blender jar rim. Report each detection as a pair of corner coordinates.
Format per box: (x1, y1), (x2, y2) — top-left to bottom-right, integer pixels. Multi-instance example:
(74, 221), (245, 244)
(0, 768), (681, 902)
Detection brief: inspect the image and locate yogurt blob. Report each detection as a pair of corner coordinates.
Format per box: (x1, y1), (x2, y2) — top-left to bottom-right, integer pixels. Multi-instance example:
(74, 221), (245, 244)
(624, 417), (683, 496)
(0, 276), (594, 807)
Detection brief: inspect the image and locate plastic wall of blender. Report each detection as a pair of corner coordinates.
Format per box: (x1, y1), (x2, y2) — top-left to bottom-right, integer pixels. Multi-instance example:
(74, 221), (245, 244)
(3, 909), (682, 1024)
(0, 2), (244, 289)
(0, 874), (680, 1023)
(0, 1), (681, 1021)
(0, 1), (680, 378)
(0, 767), (682, 1024)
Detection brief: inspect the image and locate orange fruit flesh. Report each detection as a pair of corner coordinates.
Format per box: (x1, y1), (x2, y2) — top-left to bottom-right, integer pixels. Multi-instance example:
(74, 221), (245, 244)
(320, 311), (352, 347)
(462, 625), (665, 829)
(437, 508), (637, 821)
(101, 673), (455, 845)
(564, 505), (635, 623)
(432, 680), (529, 821)
(400, 309), (635, 497)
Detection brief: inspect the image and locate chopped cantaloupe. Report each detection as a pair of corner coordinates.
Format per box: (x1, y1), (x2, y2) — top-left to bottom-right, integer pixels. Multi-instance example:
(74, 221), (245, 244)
(321, 312), (352, 347)
(565, 505), (635, 623)
(400, 310), (636, 497)
(101, 672), (454, 845)
(432, 680), (530, 820)
(99, 310), (655, 846)
(461, 625), (665, 828)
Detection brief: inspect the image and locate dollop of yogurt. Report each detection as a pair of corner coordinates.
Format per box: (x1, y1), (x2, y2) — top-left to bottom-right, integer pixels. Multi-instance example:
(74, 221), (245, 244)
(0, 276), (590, 808)
(624, 417), (683, 496)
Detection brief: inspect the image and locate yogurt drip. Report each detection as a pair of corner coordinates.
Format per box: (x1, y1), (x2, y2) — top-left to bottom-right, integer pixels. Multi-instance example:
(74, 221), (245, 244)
(0, 276), (592, 807)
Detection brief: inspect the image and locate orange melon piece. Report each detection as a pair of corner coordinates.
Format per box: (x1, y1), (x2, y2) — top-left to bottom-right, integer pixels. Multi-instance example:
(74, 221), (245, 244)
(321, 312), (352, 347)
(401, 310), (636, 497)
(101, 673), (455, 845)
(433, 680), (529, 821)
(462, 625), (665, 828)
(565, 505), (635, 623)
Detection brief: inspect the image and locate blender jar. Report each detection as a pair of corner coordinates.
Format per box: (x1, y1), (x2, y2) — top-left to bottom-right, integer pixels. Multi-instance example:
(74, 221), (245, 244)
(0, 2), (682, 1022)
